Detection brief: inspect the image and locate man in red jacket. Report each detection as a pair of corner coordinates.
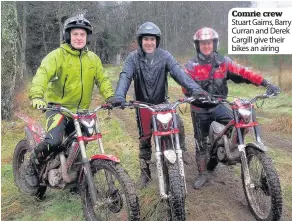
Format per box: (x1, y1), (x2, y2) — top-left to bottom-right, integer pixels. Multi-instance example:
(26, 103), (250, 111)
(182, 27), (281, 189)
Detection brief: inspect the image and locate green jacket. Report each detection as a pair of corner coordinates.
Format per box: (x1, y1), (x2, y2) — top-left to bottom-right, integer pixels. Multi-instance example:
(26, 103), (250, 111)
(29, 43), (114, 112)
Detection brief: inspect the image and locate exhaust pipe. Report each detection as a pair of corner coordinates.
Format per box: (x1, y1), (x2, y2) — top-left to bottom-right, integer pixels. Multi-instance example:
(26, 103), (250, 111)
(60, 152), (76, 183)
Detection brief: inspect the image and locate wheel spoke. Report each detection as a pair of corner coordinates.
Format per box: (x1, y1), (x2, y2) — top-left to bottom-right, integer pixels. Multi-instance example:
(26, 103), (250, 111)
(243, 148), (280, 220)
(82, 160), (139, 221)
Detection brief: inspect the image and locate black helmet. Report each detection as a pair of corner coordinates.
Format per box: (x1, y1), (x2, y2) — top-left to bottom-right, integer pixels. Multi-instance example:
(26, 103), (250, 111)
(193, 27), (219, 53)
(63, 15), (93, 45)
(137, 22), (161, 48)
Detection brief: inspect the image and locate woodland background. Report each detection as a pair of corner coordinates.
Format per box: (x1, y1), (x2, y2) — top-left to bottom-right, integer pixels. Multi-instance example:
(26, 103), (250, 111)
(1, 1), (292, 120)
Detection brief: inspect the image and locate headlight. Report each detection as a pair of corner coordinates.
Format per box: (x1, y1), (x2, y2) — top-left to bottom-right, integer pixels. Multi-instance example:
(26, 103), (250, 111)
(157, 113), (173, 130)
(238, 108), (251, 123)
(157, 113), (172, 124)
(80, 118), (95, 136)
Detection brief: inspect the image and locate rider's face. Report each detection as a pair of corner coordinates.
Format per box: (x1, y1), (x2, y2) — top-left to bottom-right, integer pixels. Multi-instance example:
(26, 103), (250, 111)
(199, 40), (213, 56)
(70, 28), (87, 49)
(142, 36), (156, 54)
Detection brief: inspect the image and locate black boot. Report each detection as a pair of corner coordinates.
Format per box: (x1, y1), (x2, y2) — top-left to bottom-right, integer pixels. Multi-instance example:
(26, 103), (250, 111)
(24, 142), (49, 187)
(193, 154), (209, 189)
(24, 153), (39, 187)
(139, 159), (151, 189)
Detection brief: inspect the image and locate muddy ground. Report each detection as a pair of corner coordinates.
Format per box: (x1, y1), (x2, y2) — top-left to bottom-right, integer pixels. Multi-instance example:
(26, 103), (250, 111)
(111, 82), (292, 221)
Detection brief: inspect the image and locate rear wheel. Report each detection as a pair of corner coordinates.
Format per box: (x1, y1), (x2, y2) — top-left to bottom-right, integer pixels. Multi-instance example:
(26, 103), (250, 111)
(81, 159), (140, 221)
(242, 147), (282, 221)
(13, 140), (47, 199)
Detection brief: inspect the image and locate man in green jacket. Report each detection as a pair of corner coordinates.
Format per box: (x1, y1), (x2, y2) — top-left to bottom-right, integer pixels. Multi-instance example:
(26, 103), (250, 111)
(25, 15), (114, 187)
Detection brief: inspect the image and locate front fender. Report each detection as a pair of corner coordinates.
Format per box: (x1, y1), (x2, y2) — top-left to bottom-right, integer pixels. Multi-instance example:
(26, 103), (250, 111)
(246, 142), (267, 152)
(90, 154), (120, 163)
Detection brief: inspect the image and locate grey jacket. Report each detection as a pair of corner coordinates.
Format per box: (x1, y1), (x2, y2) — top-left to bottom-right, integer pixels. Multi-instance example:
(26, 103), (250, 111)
(115, 48), (204, 104)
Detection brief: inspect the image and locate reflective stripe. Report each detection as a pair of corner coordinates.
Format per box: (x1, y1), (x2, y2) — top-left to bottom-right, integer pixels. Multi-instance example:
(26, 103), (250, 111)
(46, 113), (65, 132)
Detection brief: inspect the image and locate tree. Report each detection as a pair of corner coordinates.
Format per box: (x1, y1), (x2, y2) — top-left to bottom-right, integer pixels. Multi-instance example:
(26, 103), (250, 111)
(1, 2), (20, 119)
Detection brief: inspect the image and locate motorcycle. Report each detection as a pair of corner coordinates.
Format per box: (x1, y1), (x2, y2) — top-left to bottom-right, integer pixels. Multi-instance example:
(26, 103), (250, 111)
(13, 104), (140, 221)
(123, 98), (194, 221)
(205, 93), (282, 221)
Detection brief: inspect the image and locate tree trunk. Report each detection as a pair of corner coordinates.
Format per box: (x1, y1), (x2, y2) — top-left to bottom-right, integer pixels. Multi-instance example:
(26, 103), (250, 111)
(6, 42), (18, 120)
(58, 2), (63, 44)
(15, 1), (27, 80)
(163, 2), (167, 50)
(116, 52), (121, 66)
(41, 13), (48, 55)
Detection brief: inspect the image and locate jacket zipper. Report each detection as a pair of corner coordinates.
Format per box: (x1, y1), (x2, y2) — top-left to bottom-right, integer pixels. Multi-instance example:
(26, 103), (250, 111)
(61, 75), (68, 99)
(77, 52), (83, 110)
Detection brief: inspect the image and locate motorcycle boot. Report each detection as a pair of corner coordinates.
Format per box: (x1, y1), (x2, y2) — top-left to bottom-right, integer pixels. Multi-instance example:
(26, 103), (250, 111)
(24, 142), (49, 187)
(193, 154), (209, 189)
(139, 159), (151, 189)
(24, 153), (39, 187)
(178, 115), (192, 165)
(181, 148), (192, 165)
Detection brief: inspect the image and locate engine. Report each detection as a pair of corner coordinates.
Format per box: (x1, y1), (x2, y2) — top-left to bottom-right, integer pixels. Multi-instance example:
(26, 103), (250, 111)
(45, 156), (65, 188)
(48, 168), (62, 187)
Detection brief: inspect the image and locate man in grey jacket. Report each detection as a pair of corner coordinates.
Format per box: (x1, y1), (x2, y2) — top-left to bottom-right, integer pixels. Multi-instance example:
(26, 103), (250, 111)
(112, 22), (208, 188)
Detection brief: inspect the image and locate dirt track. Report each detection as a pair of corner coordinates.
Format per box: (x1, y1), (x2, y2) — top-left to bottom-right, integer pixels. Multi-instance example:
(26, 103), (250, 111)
(111, 81), (292, 221)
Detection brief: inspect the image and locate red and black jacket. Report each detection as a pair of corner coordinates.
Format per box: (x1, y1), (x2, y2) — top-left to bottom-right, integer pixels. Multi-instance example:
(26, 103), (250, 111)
(182, 54), (264, 108)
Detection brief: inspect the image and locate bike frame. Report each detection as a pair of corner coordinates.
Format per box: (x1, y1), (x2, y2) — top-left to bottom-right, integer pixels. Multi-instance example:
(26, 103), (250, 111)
(16, 104), (120, 206)
(209, 95), (271, 187)
(128, 98), (192, 199)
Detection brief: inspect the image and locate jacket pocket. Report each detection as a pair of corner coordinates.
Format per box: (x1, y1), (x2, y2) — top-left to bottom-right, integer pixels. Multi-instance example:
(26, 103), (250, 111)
(61, 75), (68, 99)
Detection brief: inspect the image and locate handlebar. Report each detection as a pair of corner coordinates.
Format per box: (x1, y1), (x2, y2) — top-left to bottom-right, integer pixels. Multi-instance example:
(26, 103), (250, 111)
(120, 97), (198, 112)
(115, 92), (278, 111)
(38, 103), (118, 117)
(38, 92), (278, 115)
(198, 93), (278, 106)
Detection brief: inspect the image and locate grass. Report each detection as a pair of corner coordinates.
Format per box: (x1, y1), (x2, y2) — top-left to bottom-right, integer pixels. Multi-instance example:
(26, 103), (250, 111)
(105, 65), (122, 82)
(2, 64), (292, 220)
(167, 74), (292, 213)
(1, 92), (139, 220)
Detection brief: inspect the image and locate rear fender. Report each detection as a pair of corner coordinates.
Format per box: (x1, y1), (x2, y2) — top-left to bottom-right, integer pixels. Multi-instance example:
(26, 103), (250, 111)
(15, 112), (45, 147)
(246, 142), (267, 152)
(90, 154), (120, 163)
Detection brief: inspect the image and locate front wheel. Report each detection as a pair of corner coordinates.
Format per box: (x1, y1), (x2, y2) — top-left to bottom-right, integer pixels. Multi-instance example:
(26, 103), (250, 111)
(242, 147), (282, 221)
(81, 159), (140, 221)
(165, 161), (186, 221)
(13, 139), (46, 199)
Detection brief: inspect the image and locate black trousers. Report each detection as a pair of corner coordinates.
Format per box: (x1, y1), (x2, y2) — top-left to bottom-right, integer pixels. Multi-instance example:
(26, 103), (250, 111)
(35, 110), (73, 158)
(191, 104), (233, 156)
(136, 108), (186, 160)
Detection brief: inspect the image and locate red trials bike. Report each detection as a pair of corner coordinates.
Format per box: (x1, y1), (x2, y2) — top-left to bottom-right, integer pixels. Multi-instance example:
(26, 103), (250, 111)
(205, 93), (282, 221)
(123, 98), (195, 221)
(13, 104), (140, 221)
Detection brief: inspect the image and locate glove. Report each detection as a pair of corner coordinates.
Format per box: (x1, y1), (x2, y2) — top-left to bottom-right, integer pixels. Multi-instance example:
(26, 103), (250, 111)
(266, 84), (281, 96)
(110, 97), (126, 108)
(105, 96), (114, 104)
(261, 79), (281, 95)
(31, 98), (47, 109)
(191, 90), (210, 101)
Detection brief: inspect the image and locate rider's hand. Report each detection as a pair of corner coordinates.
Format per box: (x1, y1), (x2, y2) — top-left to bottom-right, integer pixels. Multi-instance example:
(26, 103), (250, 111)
(262, 79), (281, 96)
(266, 84), (281, 96)
(110, 97), (126, 108)
(31, 98), (47, 109)
(192, 90), (210, 101)
(105, 96), (114, 104)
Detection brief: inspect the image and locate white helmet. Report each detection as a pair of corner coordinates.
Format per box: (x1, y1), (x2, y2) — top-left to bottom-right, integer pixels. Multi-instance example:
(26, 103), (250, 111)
(193, 27), (219, 53)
